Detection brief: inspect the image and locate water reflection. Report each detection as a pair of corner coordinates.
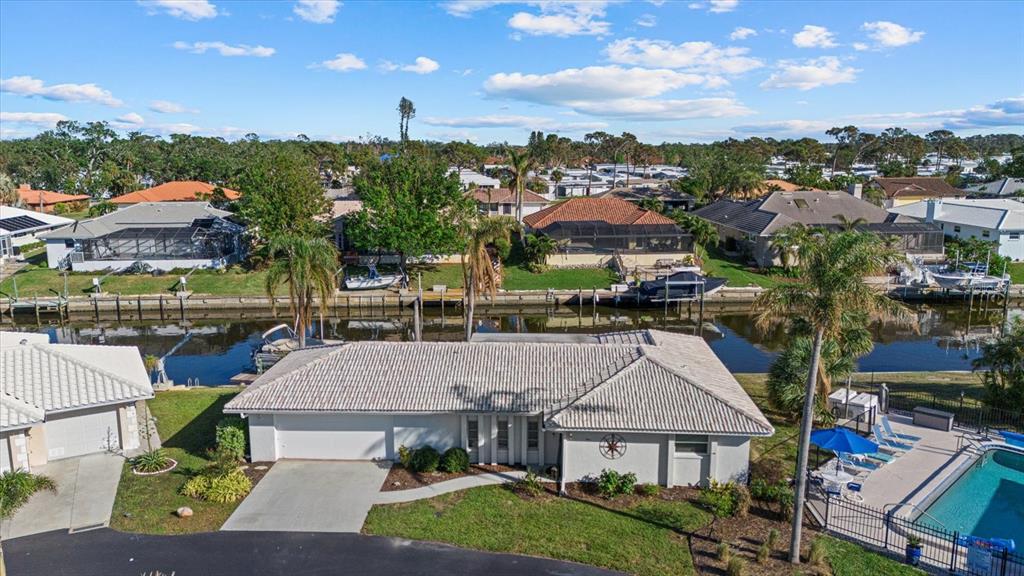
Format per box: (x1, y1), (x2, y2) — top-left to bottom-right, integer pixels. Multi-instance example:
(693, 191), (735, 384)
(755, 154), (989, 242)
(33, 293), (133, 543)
(12, 302), (1018, 385)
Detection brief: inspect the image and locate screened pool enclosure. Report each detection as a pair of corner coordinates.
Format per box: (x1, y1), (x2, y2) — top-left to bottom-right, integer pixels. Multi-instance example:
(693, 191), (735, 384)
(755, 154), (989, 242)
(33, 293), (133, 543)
(72, 219), (241, 262)
(539, 221), (694, 253)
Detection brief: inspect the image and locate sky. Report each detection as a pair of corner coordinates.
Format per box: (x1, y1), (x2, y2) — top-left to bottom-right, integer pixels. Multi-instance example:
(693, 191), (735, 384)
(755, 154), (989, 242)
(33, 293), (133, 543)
(1, 0), (1022, 144)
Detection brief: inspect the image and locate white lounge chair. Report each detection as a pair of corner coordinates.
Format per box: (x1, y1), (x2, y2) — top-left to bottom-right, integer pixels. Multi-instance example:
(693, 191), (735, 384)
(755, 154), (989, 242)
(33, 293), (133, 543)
(873, 425), (913, 453)
(881, 415), (922, 442)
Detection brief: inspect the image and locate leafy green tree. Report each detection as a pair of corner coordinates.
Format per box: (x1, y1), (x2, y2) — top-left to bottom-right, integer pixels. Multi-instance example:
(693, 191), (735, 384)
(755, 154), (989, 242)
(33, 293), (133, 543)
(348, 155), (474, 276)
(264, 235), (338, 349)
(397, 97), (416, 143)
(754, 231), (907, 564)
(973, 319), (1024, 411)
(87, 201), (117, 217)
(926, 130), (956, 170)
(638, 196), (665, 213)
(462, 215), (518, 340)
(523, 233), (557, 273)
(784, 163), (829, 189)
(0, 174), (18, 206)
(235, 149), (331, 243)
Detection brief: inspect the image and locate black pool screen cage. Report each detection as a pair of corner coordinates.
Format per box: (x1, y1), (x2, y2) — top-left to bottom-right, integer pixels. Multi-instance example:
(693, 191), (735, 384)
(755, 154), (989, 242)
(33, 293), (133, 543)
(539, 221), (694, 253)
(855, 222), (945, 255)
(79, 220), (240, 261)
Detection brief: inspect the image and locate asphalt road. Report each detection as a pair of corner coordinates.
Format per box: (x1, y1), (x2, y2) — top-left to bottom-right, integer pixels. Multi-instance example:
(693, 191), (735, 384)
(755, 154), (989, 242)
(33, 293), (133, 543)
(4, 529), (624, 576)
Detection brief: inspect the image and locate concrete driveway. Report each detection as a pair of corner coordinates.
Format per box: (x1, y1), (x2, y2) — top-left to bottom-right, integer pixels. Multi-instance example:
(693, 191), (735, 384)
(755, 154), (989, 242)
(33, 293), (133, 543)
(222, 460), (390, 533)
(1, 452), (123, 539)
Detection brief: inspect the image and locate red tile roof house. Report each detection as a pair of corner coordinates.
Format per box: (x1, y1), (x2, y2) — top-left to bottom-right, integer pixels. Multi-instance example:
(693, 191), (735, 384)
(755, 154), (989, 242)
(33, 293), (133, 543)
(15, 185), (90, 214)
(110, 181), (241, 205)
(522, 197), (693, 269)
(471, 187), (549, 218)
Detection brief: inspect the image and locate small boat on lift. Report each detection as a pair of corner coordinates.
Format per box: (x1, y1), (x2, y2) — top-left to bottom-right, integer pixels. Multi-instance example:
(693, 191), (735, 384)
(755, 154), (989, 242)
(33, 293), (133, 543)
(253, 324), (343, 371)
(620, 269), (727, 307)
(344, 265), (404, 290)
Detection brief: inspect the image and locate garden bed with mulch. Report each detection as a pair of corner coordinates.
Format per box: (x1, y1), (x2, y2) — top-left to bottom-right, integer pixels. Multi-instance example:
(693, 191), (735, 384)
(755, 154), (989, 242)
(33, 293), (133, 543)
(381, 463), (519, 491)
(239, 461), (274, 486)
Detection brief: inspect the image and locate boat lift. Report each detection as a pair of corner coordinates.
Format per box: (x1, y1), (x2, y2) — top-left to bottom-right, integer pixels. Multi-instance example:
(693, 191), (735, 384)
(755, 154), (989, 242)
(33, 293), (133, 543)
(154, 330), (194, 386)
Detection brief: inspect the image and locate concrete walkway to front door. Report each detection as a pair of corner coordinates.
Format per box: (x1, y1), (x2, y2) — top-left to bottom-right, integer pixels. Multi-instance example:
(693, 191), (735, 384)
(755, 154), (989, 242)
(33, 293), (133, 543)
(222, 460), (391, 533)
(1, 452), (124, 539)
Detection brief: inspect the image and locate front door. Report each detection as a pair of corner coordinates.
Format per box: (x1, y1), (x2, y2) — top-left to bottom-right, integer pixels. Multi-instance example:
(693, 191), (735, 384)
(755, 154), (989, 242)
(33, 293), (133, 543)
(497, 417), (509, 463)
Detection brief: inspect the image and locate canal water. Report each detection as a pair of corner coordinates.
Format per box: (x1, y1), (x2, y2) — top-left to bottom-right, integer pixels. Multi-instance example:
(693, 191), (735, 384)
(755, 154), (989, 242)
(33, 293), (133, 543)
(5, 303), (1019, 385)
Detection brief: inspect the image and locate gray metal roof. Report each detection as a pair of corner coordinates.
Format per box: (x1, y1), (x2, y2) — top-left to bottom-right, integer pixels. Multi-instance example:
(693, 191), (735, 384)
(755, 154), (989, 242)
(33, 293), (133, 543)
(695, 191), (894, 236)
(38, 202), (235, 241)
(225, 329), (773, 437)
(0, 335), (154, 431)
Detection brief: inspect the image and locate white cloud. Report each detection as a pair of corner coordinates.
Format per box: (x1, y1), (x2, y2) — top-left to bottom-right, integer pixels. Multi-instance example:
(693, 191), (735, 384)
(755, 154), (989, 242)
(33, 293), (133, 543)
(729, 27), (756, 40)
(0, 111), (70, 127)
(570, 97), (752, 120)
(440, 0), (509, 17)
(508, 3), (610, 37)
(454, 69), (474, 76)
(139, 0), (218, 21)
(116, 112), (146, 125)
(853, 42), (869, 51)
(173, 41), (275, 57)
(792, 25), (837, 48)
(0, 76), (123, 107)
(314, 53), (367, 72)
(732, 119), (831, 135)
(635, 14), (657, 27)
(861, 21), (924, 48)
(149, 100), (198, 114)
(293, 0), (340, 23)
(401, 57), (440, 74)
(689, 0), (738, 13)
(760, 57), (858, 91)
(605, 38), (763, 76)
(422, 114), (607, 132)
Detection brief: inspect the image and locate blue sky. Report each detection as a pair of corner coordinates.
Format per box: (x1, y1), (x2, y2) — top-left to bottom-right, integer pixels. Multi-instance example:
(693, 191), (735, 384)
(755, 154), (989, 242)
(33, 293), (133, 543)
(1, 0), (1022, 144)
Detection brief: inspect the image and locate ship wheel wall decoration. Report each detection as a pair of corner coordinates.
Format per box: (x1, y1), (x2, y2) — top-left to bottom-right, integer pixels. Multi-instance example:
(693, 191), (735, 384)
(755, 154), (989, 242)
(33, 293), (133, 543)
(599, 434), (627, 459)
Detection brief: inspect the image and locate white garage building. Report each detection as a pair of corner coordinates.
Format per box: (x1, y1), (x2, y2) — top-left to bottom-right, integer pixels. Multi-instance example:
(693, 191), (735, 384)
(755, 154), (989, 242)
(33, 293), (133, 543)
(0, 332), (154, 473)
(224, 330), (774, 488)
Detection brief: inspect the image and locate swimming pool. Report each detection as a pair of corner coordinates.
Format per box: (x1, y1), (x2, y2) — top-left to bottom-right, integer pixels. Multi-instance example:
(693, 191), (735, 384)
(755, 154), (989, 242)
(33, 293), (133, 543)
(917, 447), (1024, 544)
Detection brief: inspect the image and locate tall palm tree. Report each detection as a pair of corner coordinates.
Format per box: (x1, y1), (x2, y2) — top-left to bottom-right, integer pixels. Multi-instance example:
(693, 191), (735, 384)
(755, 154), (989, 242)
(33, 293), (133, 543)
(833, 214), (868, 232)
(753, 231), (908, 565)
(264, 235), (339, 349)
(506, 148), (534, 227)
(462, 215), (518, 340)
(769, 223), (815, 272)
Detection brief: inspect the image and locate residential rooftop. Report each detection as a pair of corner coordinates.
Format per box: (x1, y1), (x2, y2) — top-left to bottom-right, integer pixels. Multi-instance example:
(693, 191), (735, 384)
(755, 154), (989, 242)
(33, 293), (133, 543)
(38, 201), (235, 240)
(523, 197), (675, 229)
(110, 180), (240, 204)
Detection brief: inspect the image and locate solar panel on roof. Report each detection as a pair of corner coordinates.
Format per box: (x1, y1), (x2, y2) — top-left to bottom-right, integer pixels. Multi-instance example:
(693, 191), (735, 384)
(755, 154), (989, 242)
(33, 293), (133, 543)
(0, 215), (47, 232)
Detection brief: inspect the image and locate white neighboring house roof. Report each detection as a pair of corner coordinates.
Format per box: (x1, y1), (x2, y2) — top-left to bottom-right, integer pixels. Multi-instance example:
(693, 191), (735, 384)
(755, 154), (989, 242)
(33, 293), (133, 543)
(0, 333), (154, 431)
(890, 198), (1024, 231)
(38, 202), (236, 241)
(447, 168), (500, 189)
(965, 178), (1024, 197)
(225, 329), (773, 437)
(0, 205), (75, 238)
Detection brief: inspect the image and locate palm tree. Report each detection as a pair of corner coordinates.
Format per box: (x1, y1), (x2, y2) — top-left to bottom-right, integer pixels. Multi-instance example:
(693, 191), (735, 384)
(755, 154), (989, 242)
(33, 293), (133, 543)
(769, 223), (815, 272)
(833, 214), (868, 232)
(506, 148), (534, 227)
(462, 215), (518, 340)
(754, 231), (908, 565)
(264, 235), (339, 349)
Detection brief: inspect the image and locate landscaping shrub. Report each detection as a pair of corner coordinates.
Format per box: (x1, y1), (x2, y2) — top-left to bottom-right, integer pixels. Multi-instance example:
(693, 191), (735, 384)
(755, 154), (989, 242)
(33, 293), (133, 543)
(132, 448), (171, 473)
(726, 556), (746, 576)
(698, 481), (744, 518)
(717, 542), (732, 563)
(734, 484), (751, 518)
(180, 475), (211, 499)
(397, 445), (414, 469)
(808, 537), (829, 567)
(204, 469), (252, 503)
(751, 478), (795, 519)
(511, 470), (544, 497)
(409, 446), (440, 473)
(0, 470), (56, 518)
(757, 542), (771, 564)
(636, 483), (661, 497)
(215, 417), (247, 462)
(439, 447), (470, 473)
(767, 528), (780, 549)
(595, 469), (637, 498)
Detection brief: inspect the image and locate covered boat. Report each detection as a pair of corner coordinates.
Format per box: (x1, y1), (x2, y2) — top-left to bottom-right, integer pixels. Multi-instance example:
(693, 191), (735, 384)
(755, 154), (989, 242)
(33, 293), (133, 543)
(631, 270), (727, 304)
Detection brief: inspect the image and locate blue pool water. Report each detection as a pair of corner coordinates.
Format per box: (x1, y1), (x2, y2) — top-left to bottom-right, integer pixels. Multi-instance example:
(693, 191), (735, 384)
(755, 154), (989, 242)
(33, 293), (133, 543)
(919, 448), (1024, 544)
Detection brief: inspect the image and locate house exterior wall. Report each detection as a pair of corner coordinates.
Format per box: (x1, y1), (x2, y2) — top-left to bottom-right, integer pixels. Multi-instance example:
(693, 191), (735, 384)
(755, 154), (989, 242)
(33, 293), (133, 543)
(248, 414), (278, 462)
(0, 432), (28, 472)
(69, 257), (235, 272)
(45, 240), (73, 268)
(931, 222), (1023, 261)
(711, 436), (752, 483)
(561, 431), (665, 485)
(117, 404), (140, 451)
(393, 415), (461, 452)
(544, 252), (615, 268)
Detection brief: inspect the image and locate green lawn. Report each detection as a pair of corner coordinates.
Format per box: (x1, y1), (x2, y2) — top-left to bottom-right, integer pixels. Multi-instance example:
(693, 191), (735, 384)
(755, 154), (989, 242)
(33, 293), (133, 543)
(0, 267), (270, 298)
(1010, 262), (1024, 284)
(702, 249), (780, 288)
(410, 263), (619, 291)
(110, 387), (242, 534)
(364, 485), (709, 576)
(821, 536), (925, 576)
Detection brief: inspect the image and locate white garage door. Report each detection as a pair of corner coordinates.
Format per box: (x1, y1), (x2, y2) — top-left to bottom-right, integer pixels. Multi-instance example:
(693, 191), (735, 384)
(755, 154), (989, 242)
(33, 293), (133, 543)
(45, 409), (120, 460)
(1, 435), (12, 472)
(276, 414), (391, 460)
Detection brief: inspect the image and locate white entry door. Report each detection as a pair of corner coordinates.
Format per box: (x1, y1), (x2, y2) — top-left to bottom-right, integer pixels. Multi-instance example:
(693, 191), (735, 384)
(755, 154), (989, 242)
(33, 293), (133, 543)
(44, 409), (120, 460)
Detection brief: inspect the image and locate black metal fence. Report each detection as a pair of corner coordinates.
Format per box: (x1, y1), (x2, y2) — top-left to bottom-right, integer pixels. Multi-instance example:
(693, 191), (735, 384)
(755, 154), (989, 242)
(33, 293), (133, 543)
(883, 388), (1024, 434)
(823, 495), (1024, 575)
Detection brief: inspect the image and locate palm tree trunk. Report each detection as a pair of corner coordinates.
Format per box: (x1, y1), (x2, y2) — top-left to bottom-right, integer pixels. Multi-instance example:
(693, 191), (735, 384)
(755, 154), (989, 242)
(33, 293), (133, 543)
(296, 295), (307, 349)
(464, 269), (475, 341)
(789, 327), (824, 564)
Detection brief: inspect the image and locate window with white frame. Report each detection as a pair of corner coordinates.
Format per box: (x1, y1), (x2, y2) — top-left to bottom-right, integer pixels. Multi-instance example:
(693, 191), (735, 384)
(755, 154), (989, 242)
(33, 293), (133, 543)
(527, 419), (539, 449)
(674, 434), (709, 455)
(982, 229), (990, 238)
(467, 417), (478, 450)
(497, 418), (509, 450)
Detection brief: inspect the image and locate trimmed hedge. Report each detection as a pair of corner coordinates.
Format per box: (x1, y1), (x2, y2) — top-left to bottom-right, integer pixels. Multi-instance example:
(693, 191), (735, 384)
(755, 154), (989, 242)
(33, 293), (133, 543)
(440, 447), (470, 473)
(409, 446), (441, 473)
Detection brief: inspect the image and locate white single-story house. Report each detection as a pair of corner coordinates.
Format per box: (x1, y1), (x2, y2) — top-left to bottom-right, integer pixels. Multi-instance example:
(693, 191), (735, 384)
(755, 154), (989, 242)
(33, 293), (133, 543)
(224, 330), (774, 488)
(0, 332), (154, 473)
(0, 205), (75, 263)
(449, 168), (500, 191)
(890, 198), (1024, 261)
(471, 188), (549, 218)
(40, 202), (245, 272)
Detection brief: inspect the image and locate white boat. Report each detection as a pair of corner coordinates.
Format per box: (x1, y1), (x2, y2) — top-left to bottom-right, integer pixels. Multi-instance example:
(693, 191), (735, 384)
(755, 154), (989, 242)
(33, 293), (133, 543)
(930, 272), (973, 290)
(344, 266), (403, 290)
(253, 324), (343, 370)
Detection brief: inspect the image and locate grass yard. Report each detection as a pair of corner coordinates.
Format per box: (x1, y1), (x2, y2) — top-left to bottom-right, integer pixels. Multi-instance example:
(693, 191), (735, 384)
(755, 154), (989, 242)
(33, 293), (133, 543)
(702, 249), (781, 289)
(1010, 262), (1024, 285)
(0, 266), (269, 298)
(822, 536), (925, 576)
(409, 263), (618, 291)
(110, 387), (243, 534)
(364, 485), (709, 576)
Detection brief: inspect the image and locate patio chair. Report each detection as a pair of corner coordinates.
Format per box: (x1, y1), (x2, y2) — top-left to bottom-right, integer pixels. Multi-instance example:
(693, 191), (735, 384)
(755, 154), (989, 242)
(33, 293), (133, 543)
(834, 451), (879, 474)
(873, 425), (913, 453)
(881, 415), (923, 443)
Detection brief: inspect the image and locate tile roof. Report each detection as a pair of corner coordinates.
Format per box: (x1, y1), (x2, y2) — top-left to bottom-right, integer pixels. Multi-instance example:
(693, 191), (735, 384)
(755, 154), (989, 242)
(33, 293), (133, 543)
(110, 181), (240, 204)
(0, 335), (153, 431)
(224, 329), (773, 437)
(39, 202), (236, 240)
(523, 197), (675, 229)
(471, 188), (549, 205)
(16, 186), (89, 206)
(870, 177), (962, 199)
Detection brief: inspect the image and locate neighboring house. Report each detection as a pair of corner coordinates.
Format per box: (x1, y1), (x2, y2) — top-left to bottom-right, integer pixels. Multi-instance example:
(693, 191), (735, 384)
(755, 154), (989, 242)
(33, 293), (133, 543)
(110, 181), (241, 206)
(448, 168), (500, 191)
(890, 198), (1024, 261)
(40, 202), (245, 272)
(523, 197), (693, 268)
(712, 179), (821, 199)
(595, 187), (697, 212)
(0, 333), (153, 473)
(330, 199), (363, 253)
(0, 206), (75, 262)
(223, 330), (774, 488)
(471, 188), (549, 217)
(694, 190), (944, 267)
(867, 177), (964, 208)
(15, 184), (90, 213)
(964, 178), (1024, 198)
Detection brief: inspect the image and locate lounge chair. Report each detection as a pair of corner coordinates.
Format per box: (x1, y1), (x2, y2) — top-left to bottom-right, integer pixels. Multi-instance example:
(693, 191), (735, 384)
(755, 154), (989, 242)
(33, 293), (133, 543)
(873, 425), (913, 453)
(835, 451), (879, 473)
(860, 450), (896, 463)
(881, 415), (922, 442)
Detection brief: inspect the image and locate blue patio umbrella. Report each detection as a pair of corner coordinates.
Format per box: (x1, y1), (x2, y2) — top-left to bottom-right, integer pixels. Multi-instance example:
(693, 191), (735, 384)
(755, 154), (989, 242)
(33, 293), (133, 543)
(810, 427), (879, 455)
